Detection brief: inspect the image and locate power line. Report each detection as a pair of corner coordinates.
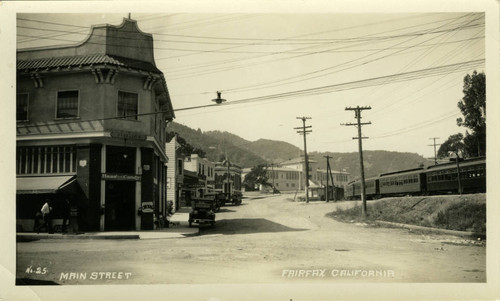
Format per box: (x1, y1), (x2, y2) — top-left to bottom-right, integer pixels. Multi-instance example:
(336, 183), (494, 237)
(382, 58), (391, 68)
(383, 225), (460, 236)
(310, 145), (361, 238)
(219, 17), (483, 93)
(17, 60), (482, 131)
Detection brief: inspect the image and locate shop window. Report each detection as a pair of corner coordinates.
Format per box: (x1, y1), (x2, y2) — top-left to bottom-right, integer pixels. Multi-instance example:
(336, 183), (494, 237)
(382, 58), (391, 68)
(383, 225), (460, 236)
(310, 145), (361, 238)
(56, 90), (79, 118)
(16, 145), (76, 175)
(118, 91), (138, 120)
(17, 93), (29, 121)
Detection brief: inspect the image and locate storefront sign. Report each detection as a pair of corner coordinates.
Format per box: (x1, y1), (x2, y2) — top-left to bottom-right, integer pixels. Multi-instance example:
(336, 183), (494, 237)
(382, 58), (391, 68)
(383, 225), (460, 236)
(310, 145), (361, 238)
(79, 160), (87, 167)
(110, 131), (146, 140)
(101, 173), (141, 181)
(185, 184), (205, 188)
(141, 202), (154, 213)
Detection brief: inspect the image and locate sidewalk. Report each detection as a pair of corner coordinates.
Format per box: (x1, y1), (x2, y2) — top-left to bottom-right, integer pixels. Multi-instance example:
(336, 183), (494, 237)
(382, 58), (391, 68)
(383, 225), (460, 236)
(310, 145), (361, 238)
(17, 212), (197, 241)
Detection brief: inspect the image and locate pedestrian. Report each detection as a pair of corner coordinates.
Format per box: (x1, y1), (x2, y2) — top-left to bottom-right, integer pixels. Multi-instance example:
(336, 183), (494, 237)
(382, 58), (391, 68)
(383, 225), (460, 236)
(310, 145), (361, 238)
(37, 200), (53, 234)
(33, 211), (43, 232)
(61, 199), (70, 233)
(69, 204), (79, 233)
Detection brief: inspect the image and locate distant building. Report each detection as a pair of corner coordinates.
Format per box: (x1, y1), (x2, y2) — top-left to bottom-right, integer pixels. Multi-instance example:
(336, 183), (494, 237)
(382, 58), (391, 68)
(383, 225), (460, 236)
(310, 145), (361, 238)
(314, 169), (350, 188)
(214, 160), (242, 196)
(280, 157), (319, 191)
(16, 18), (174, 231)
(184, 154), (215, 198)
(254, 158), (350, 195)
(266, 166), (302, 191)
(165, 136), (184, 212)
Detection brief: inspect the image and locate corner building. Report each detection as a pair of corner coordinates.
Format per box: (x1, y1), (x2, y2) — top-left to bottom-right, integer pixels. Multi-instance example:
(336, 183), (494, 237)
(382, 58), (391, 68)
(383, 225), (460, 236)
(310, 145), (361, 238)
(16, 18), (175, 231)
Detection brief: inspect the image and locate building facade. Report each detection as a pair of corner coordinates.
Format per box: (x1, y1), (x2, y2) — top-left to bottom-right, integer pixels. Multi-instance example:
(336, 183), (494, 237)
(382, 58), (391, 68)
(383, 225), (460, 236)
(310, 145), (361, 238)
(266, 167), (302, 191)
(183, 154), (215, 198)
(249, 158), (351, 196)
(16, 18), (174, 231)
(279, 157), (319, 191)
(165, 136), (184, 212)
(314, 169), (350, 188)
(183, 154), (215, 204)
(214, 160), (242, 196)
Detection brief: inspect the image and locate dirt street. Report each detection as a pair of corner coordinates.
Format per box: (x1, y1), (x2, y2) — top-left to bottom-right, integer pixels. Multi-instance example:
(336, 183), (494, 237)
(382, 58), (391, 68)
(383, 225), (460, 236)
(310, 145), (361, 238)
(16, 193), (485, 284)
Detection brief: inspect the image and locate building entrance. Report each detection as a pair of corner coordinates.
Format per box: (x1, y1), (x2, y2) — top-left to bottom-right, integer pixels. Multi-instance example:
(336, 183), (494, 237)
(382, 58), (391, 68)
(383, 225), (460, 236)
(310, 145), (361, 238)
(105, 181), (135, 231)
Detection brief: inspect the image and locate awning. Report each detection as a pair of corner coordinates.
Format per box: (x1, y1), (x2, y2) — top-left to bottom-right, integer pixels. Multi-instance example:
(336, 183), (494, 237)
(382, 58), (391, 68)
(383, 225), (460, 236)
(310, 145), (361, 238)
(308, 180), (321, 188)
(17, 176), (76, 194)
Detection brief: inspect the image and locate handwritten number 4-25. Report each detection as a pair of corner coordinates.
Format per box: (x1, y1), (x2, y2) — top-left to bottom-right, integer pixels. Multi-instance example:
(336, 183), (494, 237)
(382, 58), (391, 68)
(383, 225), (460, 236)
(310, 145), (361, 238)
(26, 266), (48, 274)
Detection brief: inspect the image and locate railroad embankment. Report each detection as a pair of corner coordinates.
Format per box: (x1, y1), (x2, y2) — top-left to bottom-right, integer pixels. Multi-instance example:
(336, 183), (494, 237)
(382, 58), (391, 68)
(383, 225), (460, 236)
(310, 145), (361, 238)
(327, 194), (486, 238)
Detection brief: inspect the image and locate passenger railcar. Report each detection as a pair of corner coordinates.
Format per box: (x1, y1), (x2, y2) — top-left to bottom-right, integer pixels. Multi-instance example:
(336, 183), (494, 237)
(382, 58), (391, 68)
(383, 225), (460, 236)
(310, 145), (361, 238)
(349, 176), (379, 199)
(344, 181), (355, 200)
(343, 157), (485, 200)
(378, 168), (425, 196)
(425, 158), (486, 194)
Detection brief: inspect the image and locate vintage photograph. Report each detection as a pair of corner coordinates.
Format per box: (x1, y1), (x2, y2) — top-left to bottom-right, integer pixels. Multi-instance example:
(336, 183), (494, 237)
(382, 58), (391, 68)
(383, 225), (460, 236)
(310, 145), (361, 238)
(2, 1), (499, 300)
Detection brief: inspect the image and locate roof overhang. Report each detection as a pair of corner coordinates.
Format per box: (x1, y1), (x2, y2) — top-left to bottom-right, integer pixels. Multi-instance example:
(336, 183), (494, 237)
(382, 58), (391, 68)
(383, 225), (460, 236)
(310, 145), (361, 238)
(17, 176), (77, 194)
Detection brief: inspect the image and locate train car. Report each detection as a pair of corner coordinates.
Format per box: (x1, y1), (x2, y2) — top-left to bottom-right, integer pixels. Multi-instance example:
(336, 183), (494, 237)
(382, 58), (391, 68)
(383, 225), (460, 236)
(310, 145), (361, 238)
(349, 176), (379, 200)
(344, 181), (355, 200)
(425, 157), (486, 194)
(365, 177), (379, 198)
(378, 168), (425, 196)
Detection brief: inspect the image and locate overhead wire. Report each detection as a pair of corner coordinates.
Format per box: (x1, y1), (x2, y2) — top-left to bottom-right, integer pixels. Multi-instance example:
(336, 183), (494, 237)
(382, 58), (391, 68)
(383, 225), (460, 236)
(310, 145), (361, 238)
(163, 16), (483, 80)
(220, 15), (483, 94)
(16, 13), (485, 143)
(366, 14), (484, 118)
(17, 58), (483, 131)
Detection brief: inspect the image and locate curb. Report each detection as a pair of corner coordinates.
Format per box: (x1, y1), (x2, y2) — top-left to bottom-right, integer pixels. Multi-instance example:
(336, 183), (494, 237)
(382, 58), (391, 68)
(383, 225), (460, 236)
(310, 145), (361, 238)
(375, 220), (476, 238)
(17, 234), (140, 241)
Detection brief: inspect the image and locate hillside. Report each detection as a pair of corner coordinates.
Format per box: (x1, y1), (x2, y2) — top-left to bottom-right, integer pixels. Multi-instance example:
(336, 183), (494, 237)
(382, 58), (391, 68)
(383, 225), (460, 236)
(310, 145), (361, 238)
(311, 151), (433, 179)
(205, 133), (301, 163)
(167, 123), (267, 167)
(166, 122), (432, 176)
(328, 194), (486, 238)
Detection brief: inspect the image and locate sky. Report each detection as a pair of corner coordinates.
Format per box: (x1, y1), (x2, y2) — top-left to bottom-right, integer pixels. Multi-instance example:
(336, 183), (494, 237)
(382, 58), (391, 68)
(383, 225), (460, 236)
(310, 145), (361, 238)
(13, 7), (488, 159)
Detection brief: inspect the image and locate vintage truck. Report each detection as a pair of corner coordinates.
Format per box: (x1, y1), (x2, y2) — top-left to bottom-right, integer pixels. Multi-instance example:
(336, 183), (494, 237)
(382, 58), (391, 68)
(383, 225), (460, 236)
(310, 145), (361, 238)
(188, 197), (217, 227)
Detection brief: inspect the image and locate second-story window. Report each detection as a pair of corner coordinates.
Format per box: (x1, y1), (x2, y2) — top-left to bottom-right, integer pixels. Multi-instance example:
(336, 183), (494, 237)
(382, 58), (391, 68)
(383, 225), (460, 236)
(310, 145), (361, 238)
(17, 93), (29, 121)
(56, 90), (79, 119)
(178, 159), (183, 175)
(118, 91), (138, 120)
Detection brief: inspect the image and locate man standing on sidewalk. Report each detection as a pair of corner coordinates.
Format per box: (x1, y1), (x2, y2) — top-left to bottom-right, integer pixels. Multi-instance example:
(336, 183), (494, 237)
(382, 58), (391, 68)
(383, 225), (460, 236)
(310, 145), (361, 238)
(38, 200), (53, 234)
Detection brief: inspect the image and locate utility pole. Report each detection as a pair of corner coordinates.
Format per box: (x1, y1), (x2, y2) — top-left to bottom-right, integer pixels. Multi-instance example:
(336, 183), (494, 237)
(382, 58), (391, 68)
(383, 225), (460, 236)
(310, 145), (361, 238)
(342, 106), (371, 218)
(428, 137), (440, 165)
(455, 148), (463, 195)
(323, 155), (335, 202)
(295, 117), (312, 203)
(226, 158), (231, 199)
(270, 162), (275, 194)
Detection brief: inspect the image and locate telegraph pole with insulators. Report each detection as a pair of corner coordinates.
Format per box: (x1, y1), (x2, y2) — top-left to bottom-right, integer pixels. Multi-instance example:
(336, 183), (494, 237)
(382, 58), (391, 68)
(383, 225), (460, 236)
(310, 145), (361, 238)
(294, 117), (312, 203)
(342, 106), (371, 218)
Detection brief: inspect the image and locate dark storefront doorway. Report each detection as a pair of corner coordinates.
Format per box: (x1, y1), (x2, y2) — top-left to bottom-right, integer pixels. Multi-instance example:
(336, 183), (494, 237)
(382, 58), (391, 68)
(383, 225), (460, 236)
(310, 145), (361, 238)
(105, 181), (135, 231)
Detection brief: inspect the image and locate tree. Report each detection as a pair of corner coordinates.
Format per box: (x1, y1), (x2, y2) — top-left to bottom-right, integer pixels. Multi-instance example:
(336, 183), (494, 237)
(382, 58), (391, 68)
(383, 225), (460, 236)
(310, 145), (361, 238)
(243, 164), (271, 191)
(166, 132), (206, 157)
(437, 133), (466, 159)
(456, 71), (486, 157)
(439, 71), (486, 159)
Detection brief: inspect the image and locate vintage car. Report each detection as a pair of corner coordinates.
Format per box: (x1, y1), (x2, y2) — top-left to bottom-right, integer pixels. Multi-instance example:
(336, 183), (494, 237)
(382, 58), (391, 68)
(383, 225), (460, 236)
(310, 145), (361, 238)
(188, 198), (216, 227)
(218, 192), (242, 206)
